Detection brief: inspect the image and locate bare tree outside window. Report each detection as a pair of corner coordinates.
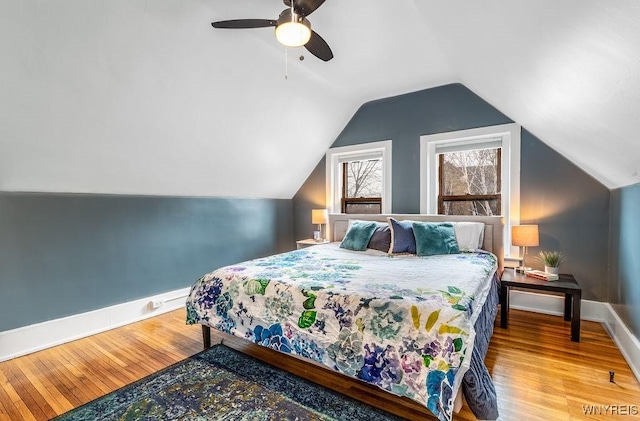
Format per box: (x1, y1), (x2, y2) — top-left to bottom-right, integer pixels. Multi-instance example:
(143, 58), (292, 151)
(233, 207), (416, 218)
(438, 148), (501, 216)
(342, 159), (382, 213)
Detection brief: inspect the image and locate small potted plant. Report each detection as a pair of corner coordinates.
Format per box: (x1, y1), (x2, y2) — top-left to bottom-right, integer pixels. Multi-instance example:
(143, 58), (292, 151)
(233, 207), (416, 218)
(537, 251), (565, 275)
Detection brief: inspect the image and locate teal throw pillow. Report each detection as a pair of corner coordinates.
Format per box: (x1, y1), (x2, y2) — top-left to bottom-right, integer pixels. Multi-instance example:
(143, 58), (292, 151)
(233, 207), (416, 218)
(340, 221), (378, 251)
(412, 222), (460, 256)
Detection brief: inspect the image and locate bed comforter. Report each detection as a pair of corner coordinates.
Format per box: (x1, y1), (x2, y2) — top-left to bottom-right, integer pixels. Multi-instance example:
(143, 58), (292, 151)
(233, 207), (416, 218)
(186, 243), (498, 421)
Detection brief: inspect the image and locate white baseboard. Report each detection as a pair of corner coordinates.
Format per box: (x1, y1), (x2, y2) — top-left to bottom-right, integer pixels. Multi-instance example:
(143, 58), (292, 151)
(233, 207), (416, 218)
(0, 287), (190, 362)
(602, 303), (640, 383)
(509, 290), (606, 322)
(509, 290), (640, 382)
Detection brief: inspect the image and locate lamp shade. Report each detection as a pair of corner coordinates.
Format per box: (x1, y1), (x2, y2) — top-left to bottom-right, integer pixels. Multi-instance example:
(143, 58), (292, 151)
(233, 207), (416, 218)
(511, 225), (539, 247)
(311, 209), (328, 225)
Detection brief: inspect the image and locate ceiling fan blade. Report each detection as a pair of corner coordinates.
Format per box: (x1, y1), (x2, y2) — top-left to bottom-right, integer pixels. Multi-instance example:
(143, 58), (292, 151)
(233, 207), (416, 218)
(211, 19), (277, 29)
(305, 30), (333, 61)
(283, 0), (326, 16)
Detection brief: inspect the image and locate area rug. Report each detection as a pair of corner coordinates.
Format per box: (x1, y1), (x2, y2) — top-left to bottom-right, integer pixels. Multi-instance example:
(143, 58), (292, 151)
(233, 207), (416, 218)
(54, 344), (404, 420)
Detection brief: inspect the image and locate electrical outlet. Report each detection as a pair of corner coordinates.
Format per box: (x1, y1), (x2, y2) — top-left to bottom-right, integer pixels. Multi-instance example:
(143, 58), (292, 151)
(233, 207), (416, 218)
(150, 299), (163, 309)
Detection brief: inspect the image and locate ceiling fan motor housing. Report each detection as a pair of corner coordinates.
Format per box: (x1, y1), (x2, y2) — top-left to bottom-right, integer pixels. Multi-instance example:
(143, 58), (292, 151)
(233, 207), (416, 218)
(277, 9), (311, 30)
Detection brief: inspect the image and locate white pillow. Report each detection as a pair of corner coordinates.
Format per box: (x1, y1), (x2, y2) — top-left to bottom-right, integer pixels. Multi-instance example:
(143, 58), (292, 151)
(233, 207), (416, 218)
(347, 219), (361, 229)
(452, 222), (485, 251)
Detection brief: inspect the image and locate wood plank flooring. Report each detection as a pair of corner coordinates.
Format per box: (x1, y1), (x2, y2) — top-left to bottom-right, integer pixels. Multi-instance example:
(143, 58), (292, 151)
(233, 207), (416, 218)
(1, 308), (638, 420)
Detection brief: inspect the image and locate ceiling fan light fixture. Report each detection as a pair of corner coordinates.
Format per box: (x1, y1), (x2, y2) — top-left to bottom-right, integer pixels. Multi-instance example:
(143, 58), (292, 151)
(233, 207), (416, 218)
(275, 22), (311, 47)
(275, 10), (311, 47)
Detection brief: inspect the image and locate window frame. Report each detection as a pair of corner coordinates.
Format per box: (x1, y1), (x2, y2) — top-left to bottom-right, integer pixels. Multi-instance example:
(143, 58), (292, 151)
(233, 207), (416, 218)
(419, 124), (521, 257)
(326, 140), (392, 214)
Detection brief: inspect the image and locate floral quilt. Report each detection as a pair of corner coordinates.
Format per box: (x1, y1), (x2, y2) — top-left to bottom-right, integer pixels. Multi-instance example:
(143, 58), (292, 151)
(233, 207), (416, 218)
(186, 243), (498, 421)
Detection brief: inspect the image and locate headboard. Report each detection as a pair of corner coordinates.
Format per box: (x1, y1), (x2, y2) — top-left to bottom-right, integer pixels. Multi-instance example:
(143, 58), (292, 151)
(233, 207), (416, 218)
(328, 214), (504, 274)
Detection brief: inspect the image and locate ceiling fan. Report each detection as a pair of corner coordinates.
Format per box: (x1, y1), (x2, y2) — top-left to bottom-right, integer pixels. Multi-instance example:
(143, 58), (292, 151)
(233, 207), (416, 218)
(211, 0), (333, 62)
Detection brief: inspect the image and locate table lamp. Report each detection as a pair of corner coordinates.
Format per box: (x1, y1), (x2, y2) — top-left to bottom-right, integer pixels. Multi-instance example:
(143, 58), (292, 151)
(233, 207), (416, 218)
(511, 225), (539, 273)
(311, 209), (328, 241)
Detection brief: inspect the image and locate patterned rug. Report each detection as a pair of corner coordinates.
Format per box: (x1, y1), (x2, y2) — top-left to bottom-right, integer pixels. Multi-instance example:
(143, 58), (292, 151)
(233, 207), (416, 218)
(54, 344), (404, 420)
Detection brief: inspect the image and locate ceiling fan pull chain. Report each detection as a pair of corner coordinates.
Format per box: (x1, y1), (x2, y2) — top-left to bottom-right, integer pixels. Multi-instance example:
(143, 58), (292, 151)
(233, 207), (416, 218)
(284, 47), (288, 80)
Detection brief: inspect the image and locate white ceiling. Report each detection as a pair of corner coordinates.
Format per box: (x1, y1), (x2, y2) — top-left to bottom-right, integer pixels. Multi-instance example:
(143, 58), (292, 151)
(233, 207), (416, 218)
(1, 0), (638, 198)
(419, 0), (640, 189)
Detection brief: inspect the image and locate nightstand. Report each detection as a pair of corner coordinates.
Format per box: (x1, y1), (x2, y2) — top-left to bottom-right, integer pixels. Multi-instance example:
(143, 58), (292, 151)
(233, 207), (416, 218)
(500, 270), (582, 342)
(296, 239), (329, 249)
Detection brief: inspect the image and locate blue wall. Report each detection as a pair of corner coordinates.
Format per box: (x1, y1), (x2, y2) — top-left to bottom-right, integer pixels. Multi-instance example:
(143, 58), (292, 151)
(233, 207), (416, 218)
(331, 84), (513, 213)
(519, 129), (610, 302)
(609, 185), (640, 336)
(293, 84), (512, 236)
(293, 83), (610, 303)
(0, 193), (293, 331)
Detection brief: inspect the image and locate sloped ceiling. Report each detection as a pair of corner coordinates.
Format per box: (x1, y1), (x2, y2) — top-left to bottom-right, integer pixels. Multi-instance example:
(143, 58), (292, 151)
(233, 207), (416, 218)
(417, 0), (640, 189)
(1, 0), (638, 198)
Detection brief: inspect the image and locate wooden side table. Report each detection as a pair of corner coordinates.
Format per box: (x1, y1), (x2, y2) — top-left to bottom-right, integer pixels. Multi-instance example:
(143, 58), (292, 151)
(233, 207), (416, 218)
(296, 239), (329, 249)
(500, 270), (582, 342)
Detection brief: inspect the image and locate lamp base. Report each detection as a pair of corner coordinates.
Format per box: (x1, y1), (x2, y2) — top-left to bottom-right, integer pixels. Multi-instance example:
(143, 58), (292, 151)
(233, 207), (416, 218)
(515, 266), (532, 274)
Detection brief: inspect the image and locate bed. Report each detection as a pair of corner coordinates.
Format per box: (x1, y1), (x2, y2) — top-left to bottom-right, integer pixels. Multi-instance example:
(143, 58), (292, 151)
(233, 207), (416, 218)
(186, 214), (503, 421)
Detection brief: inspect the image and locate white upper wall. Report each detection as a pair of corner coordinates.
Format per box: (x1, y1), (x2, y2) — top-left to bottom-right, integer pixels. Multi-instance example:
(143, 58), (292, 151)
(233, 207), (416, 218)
(1, 0), (638, 197)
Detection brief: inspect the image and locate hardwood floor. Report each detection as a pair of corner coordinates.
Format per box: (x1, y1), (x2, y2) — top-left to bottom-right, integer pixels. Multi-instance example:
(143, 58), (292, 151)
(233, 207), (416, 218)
(1, 308), (638, 420)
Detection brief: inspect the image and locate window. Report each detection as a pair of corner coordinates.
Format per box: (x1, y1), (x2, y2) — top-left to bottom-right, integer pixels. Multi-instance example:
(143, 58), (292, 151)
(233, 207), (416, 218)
(326, 141), (392, 214)
(420, 124), (521, 256)
(341, 159), (383, 213)
(438, 147), (501, 216)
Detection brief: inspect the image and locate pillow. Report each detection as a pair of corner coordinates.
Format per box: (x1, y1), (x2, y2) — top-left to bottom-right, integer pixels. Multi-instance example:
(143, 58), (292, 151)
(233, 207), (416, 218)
(345, 218), (372, 233)
(412, 222), (460, 256)
(367, 221), (391, 252)
(452, 222), (485, 251)
(388, 218), (417, 254)
(340, 221), (378, 251)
